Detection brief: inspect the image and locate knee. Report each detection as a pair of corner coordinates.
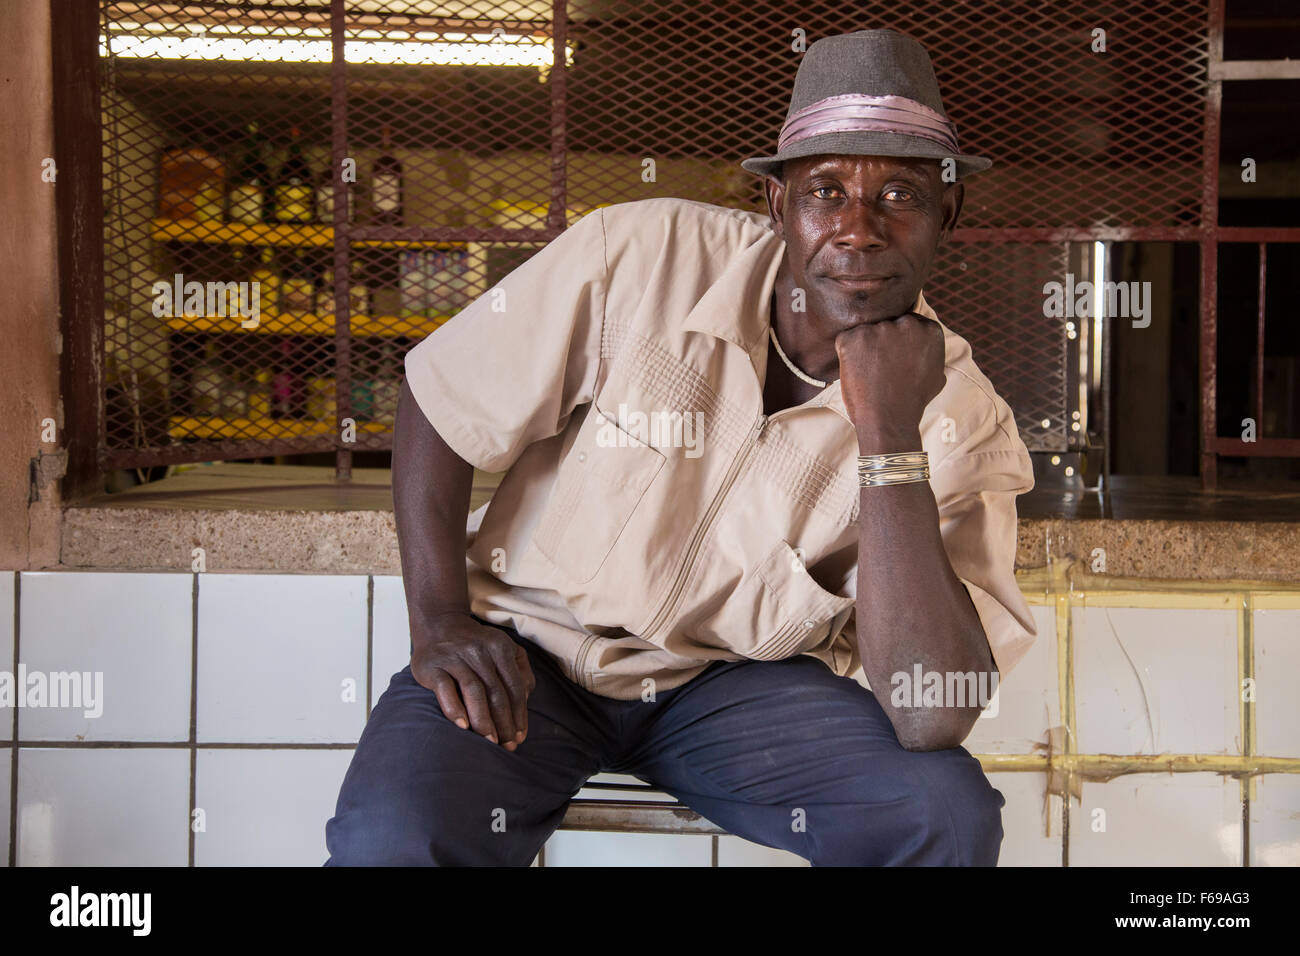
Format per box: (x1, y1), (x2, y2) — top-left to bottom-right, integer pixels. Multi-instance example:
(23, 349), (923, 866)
(898, 752), (1004, 866)
(326, 804), (442, 866)
(808, 752), (1005, 866)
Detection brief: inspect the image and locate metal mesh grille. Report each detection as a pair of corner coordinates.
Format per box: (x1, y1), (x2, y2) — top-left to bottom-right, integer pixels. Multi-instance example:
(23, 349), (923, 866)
(927, 242), (1072, 451)
(99, 0), (1211, 467)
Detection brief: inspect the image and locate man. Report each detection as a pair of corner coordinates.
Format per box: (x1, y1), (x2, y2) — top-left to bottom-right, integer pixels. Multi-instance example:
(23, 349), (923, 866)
(326, 28), (1036, 866)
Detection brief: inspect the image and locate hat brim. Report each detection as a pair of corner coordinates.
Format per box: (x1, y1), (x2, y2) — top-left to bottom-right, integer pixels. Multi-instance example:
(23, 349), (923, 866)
(740, 130), (992, 180)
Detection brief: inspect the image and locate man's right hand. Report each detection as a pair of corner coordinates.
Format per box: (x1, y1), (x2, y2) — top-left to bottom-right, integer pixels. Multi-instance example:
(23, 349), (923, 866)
(410, 611), (536, 751)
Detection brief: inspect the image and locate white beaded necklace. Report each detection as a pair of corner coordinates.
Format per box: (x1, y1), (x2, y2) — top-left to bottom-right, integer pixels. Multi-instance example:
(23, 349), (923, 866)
(768, 327), (828, 388)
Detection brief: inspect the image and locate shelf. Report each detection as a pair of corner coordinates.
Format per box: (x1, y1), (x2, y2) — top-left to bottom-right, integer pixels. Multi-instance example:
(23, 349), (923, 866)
(164, 311), (454, 337)
(169, 417), (392, 440)
(151, 218), (468, 249)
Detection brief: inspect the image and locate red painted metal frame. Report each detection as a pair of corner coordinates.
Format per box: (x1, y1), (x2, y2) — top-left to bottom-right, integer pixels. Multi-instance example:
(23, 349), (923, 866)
(1199, 0), (1225, 490)
(79, 1), (1300, 487)
(95, 1), (574, 476)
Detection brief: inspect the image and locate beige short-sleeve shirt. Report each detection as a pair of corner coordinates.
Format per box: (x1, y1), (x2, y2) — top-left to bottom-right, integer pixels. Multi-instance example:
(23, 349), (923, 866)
(404, 197), (1037, 700)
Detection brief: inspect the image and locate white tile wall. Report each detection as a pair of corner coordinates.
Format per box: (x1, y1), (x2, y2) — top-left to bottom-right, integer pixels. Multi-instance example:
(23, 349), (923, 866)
(716, 835), (808, 866)
(989, 771), (1064, 866)
(0, 749), (10, 865)
(2, 569), (1290, 867)
(1073, 607), (1238, 756)
(543, 830), (713, 866)
(0, 571), (12, 746)
(18, 572), (192, 742)
(1254, 609), (1300, 759)
(1068, 773), (1242, 866)
(964, 604), (1058, 753)
(197, 574), (368, 743)
(1250, 774), (1300, 866)
(371, 575), (411, 710)
(576, 771), (676, 802)
(194, 748), (355, 866)
(17, 747), (189, 866)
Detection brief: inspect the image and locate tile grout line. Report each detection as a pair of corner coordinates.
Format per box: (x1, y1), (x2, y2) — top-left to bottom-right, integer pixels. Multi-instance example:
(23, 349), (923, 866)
(1236, 592), (1246, 868)
(365, 576), (374, 722)
(188, 571), (198, 868)
(9, 572), (20, 867)
(1240, 592), (1253, 867)
(1053, 559), (1072, 867)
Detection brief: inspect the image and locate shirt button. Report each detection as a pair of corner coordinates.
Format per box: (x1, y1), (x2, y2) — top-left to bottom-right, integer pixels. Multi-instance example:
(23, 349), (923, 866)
(577, 452), (587, 462)
(802, 619), (816, 629)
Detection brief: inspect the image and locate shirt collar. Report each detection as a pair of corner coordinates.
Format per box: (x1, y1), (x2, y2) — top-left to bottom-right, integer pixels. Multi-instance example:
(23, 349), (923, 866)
(680, 230), (942, 425)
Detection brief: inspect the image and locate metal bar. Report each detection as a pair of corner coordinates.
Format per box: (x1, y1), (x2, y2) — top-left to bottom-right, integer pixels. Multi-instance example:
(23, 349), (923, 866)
(331, 0), (351, 482)
(1199, 0), (1226, 490)
(1102, 242), (1112, 493)
(106, 2), (549, 33)
(949, 227), (1300, 243)
(1209, 437), (1300, 457)
(547, 0), (567, 232)
(105, 440), (339, 470)
(1215, 227), (1300, 242)
(578, 781), (673, 793)
(1256, 243), (1266, 434)
(1209, 59), (1300, 81)
(346, 225), (562, 243)
(951, 227), (1203, 242)
(55, 0), (107, 500)
(558, 800), (726, 835)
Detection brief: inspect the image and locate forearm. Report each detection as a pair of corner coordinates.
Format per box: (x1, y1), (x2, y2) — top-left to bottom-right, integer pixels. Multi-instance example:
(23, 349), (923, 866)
(392, 379), (475, 636)
(853, 423), (994, 751)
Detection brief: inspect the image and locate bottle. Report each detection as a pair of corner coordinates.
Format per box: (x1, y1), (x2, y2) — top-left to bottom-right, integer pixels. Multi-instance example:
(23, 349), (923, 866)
(399, 249), (424, 317)
(372, 341), (399, 425)
(271, 339), (297, 419)
(159, 144), (225, 221)
(370, 125), (403, 226)
(192, 341), (224, 417)
(227, 121), (268, 225)
(316, 267), (335, 318)
(279, 250), (314, 316)
(349, 267), (371, 318)
(249, 247), (279, 316)
(315, 265), (370, 318)
(249, 366), (272, 419)
(315, 163), (355, 224)
(273, 126), (314, 223)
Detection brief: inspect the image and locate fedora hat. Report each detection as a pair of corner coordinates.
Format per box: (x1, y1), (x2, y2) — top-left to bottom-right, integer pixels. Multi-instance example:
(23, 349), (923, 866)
(740, 29), (992, 180)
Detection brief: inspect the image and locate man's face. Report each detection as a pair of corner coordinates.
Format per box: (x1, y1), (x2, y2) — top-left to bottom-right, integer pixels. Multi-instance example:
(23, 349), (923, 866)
(765, 153), (963, 333)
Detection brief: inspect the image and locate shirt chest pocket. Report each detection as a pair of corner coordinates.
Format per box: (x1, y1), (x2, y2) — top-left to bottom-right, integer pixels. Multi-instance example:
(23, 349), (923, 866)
(692, 540), (856, 661)
(532, 404), (666, 583)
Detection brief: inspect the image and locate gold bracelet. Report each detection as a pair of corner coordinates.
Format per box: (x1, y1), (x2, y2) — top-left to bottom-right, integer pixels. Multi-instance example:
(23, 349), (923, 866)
(857, 451), (929, 487)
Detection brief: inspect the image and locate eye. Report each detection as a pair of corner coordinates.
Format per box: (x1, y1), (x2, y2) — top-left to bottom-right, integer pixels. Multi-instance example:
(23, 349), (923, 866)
(884, 187), (915, 201)
(811, 185), (841, 199)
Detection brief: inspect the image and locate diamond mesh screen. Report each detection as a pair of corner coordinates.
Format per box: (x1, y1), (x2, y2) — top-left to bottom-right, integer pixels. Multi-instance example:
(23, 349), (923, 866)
(99, 0), (1210, 467)
(927, 242), (1072, 451)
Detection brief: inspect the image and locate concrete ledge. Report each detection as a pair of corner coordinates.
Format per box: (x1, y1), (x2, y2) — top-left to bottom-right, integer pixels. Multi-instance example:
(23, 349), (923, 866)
(63, 506), (403, 574)
(55, 464), (1300, 582)
(1015, 518), (1300, 583)
(59, 506), (1300, 583)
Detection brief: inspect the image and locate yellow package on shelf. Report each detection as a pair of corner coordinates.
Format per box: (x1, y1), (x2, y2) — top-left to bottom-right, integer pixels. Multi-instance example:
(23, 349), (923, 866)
(485, 199), (610, 229)
(168, 416), (390, 441)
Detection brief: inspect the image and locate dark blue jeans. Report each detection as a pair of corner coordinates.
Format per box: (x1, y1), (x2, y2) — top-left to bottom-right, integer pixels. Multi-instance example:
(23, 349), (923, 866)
(325, 620), (1004, 866)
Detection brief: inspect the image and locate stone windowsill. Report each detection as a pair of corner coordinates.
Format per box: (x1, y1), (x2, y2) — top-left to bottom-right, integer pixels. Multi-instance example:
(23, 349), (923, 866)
(58, 464), (1300, 583)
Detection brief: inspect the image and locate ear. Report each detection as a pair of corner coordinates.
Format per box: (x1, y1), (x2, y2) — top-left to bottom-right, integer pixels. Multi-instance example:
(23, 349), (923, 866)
(763, 172), (787, 239)
(939, 181), (964, 241)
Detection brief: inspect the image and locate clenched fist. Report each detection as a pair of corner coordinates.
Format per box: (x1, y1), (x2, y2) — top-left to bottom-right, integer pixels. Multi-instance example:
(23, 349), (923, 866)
(834, 312), (946, 449)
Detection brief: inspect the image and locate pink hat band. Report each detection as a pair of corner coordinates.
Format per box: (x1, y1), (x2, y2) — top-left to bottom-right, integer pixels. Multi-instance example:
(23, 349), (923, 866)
(777, 92), (961, 155)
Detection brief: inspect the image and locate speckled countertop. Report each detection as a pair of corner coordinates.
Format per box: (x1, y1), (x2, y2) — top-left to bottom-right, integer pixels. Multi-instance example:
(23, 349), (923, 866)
(59, 465), (1300, 582)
